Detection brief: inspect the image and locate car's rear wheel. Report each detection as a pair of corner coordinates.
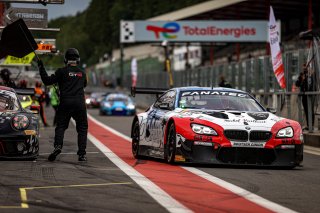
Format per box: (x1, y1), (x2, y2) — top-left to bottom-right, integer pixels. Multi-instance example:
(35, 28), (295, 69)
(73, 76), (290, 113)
(132, 121), (141, 159)
(165, 124), (176, 164)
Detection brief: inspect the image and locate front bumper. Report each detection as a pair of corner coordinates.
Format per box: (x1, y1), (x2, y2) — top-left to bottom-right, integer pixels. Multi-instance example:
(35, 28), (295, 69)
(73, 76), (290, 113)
(0, 135), (39, 159)
(176, 139), (303, 167)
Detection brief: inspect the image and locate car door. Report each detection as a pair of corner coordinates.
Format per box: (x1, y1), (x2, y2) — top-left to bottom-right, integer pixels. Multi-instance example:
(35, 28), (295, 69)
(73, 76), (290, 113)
(151, 90), (176, 149)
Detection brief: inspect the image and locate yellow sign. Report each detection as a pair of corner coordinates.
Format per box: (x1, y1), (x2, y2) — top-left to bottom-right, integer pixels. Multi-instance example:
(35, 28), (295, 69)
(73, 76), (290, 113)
(3, 52), (35, 65)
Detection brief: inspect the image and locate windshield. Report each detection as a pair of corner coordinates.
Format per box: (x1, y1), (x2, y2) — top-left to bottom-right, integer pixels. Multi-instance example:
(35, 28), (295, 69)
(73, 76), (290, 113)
(0, 91), (20, 111)
(106, 95), (130, 102)
(178, 90), (264, 112)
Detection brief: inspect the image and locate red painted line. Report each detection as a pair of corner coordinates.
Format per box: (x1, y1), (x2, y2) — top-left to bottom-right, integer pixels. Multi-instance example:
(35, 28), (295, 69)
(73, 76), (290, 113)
(88, 117), (273, 213)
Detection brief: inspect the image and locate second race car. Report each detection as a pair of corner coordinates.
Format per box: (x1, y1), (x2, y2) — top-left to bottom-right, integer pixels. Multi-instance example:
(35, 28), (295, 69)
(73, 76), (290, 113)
(0, 86), (40, 159)
(100, 93), (136, 116)
(131, 87), (303, 168)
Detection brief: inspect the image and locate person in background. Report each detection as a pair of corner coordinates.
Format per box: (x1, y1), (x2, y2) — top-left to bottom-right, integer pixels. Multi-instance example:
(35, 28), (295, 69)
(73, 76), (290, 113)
(0, 69), (16, 88)
(218, 75), (232, 88)
(34, 81), (48, 127)
(50, 86), (59, 126)
(295, 63), (315, 130)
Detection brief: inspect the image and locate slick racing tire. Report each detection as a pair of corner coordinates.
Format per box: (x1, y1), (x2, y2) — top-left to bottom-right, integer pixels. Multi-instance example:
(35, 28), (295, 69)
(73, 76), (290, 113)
(132, 121), (141, 159)
(165, 124), (176, 164)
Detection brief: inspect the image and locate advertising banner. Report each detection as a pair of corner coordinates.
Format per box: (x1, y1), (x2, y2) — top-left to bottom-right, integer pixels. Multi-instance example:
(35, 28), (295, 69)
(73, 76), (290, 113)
(268, 6), (286, 89)
(121, 20), (271, 43)
(131, 58), (138, 87)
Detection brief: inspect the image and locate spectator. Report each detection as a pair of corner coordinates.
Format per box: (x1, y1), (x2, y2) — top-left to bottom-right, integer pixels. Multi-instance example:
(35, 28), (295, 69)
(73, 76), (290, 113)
(0, 69), (16, 88)
(295, 64), (315, 130)
(218, 75), (232, 88)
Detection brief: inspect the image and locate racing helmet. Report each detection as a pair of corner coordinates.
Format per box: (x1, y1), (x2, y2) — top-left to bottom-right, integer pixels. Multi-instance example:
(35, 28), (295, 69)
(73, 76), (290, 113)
(0, 69), (11, 80)
(64, 48), (80, 65)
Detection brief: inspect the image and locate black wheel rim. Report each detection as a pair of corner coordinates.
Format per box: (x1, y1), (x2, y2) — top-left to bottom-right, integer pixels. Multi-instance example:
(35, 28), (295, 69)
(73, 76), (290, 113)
(132, 124), (139, 156)
(168, 128), (175, 161)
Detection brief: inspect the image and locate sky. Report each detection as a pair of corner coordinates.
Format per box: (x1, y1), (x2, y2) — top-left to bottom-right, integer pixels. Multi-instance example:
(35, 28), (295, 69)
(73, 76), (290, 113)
(12, 0), (91, 20)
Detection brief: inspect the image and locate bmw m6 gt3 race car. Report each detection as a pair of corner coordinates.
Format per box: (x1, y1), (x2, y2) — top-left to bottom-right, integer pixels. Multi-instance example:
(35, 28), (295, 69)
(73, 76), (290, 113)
(0, 86), (39, 159)
(131, 87), (303, 168)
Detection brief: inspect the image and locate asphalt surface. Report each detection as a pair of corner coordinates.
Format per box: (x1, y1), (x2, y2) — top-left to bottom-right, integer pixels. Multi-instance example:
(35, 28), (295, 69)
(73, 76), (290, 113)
(0, 106), (166, 213)
(87, 109), (320, 213)
(1, 106), (320, 213)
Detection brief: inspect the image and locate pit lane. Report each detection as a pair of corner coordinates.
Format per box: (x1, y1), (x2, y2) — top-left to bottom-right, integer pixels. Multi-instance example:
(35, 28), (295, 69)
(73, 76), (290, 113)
(0, 106), (319, 213)
(0, 107), (167, 213)
(87, 108), (320, 213)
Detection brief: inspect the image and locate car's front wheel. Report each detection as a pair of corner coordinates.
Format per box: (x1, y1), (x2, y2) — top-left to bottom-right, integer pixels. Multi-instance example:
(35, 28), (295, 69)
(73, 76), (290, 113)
(132, 121), (141, 159)
(165, 124), (176, 164)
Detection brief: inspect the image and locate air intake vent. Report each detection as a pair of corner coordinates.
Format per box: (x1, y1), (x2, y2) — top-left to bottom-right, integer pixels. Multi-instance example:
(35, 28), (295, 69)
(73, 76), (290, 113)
(250, 131), (272, 141)
(224, 130), (248, 141)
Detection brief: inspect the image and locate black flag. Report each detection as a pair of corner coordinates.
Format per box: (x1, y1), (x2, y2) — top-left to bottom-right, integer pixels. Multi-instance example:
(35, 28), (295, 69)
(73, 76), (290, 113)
(0, 19), (38, 59)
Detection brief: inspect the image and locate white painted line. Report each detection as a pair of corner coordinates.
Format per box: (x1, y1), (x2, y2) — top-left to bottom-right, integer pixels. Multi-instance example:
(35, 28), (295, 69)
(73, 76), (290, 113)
(88, 133), (192, 213)
(87, 114), (297, 213)
(183, 167), (297, 213)
(304, 145), (320, 156)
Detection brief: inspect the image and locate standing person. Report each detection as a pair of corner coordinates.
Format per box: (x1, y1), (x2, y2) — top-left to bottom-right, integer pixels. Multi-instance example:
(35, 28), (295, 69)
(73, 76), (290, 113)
(295, 64), (315, 130)
(0, 69), (16, 88)
(34, 81), (48, 127)
(218, 75), (232, 88)
(50, 85), (59, 126)
(37, 48), (88, 162)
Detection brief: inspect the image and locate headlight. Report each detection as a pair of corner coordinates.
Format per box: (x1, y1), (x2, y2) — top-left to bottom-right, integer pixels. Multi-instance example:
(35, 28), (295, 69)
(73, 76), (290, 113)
(12, 115), (29, 130)
(191, 124), (218, 135)
(127, 104), (135, 110)
(276, 127), (293, 138)
(85, 98), (91, 104)
(104, 102), (111, 108)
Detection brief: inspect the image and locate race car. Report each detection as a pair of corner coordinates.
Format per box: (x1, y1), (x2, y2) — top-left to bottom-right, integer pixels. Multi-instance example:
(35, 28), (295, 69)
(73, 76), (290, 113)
(131, 87), (303, 168)
(86, 92), (108, 108)
(100, 93), (136, 116)
(0, 86), (40, 159)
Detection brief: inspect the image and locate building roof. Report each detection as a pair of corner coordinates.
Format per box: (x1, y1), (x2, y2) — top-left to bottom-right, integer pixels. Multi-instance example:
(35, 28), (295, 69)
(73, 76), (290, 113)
(148, 0), (247, 21)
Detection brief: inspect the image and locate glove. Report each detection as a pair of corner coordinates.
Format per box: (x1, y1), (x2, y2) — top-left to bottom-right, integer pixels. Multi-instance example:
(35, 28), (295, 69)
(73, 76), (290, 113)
(38, 59), (44, 69)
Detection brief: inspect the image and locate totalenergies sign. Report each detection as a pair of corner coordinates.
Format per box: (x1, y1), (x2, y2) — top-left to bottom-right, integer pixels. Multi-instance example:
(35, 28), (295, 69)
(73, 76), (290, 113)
(121, 20), (272, 43)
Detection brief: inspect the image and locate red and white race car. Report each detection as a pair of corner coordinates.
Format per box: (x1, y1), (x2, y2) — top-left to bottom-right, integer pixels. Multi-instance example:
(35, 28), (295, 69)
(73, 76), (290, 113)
(131, 87), (303, 168)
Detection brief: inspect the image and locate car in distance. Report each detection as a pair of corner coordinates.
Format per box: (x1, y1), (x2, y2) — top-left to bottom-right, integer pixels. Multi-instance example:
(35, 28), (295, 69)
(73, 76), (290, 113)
(100, 93), (136, 116)
(0, 86), (40, 159)
(86, 92), (108, 108)
(131, 87), (303, 168)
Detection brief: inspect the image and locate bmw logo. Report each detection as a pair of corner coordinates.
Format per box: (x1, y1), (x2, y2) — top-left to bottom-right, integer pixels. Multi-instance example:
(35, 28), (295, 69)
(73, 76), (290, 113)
(245, 126), (251, 130)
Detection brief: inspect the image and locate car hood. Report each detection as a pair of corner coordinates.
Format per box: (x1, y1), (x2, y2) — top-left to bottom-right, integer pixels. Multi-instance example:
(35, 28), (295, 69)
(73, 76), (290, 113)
(172, 109), (283, 131)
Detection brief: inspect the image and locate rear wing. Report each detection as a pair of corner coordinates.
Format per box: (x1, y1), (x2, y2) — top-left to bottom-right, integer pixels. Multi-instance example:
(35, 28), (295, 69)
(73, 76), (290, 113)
(131, 87), (168, 97)
(14, 88), (35, 96)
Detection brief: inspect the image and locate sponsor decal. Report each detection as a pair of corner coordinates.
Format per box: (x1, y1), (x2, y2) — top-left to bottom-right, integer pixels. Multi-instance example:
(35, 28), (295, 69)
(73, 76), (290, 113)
(147, 22), (180, 39)
(181, 91), (248, 98)
(69, 72), (83, 77)
(24, 130), (36, 135)
(281, 139), (295, 145)
(231, 141), (266, 148)
(194, 135), (213, 142)
(174, 155), (186, 162)
(194, 141), (213, 146)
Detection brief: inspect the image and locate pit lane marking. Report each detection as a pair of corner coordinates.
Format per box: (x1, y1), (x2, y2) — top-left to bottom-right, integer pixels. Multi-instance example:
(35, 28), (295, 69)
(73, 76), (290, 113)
(0, 182), (132, 209)
(87, 113), (298, 213)
(88, 134), (192, 213)
(304, 145), (320, 156)
(39, 151), (99, 155)
(20, 182), (132, 209)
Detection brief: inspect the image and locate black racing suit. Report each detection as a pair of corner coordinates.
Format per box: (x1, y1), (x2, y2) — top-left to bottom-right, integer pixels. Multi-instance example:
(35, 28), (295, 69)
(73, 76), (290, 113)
(39, 65), (88, 155)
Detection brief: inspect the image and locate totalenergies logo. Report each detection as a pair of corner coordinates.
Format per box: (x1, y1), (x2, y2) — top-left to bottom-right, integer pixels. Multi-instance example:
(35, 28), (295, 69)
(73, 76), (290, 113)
(146, 22), (180, 39)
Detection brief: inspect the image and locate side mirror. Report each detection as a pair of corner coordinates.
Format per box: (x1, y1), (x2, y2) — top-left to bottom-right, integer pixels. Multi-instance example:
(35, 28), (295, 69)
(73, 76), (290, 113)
(30, 105), (40, 114)
(159, 103), (170, 110)
(267, 107), (277, 114)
